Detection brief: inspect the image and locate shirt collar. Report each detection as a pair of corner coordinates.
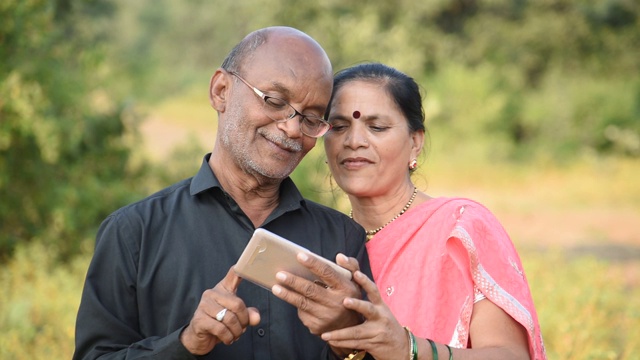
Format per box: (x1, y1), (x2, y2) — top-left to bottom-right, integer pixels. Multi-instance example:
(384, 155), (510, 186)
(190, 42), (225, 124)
(190, 153), (221, 196)
(190, 153), (305, 211)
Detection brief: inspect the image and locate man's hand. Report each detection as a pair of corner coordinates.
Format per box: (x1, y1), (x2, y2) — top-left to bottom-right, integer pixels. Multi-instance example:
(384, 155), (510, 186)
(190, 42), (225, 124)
(180, 267), (261, 355)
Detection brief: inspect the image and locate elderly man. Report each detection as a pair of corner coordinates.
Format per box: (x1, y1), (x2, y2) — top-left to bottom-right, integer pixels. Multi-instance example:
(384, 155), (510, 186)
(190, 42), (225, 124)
(74, 26), (369, 360)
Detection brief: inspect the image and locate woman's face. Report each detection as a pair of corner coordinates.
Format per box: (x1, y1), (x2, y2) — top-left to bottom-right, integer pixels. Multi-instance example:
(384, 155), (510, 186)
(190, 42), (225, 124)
(324, 80), (423, 198)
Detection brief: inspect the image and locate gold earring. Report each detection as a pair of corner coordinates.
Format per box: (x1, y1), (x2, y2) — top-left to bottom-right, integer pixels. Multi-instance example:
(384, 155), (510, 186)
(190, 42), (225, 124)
(409, 159), (418, 170)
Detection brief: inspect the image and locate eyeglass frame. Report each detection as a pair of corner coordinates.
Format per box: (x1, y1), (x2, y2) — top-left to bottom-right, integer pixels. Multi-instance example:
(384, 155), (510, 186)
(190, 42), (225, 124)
(227, 70), (332, 138)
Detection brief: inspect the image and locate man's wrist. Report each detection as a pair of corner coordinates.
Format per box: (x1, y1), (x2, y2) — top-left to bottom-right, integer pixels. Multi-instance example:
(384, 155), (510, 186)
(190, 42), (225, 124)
(179, 324), (210, 356)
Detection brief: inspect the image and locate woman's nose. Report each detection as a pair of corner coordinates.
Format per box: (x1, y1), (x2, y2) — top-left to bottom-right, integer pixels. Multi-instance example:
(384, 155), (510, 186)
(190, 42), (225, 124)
(344, 128), (369, 149)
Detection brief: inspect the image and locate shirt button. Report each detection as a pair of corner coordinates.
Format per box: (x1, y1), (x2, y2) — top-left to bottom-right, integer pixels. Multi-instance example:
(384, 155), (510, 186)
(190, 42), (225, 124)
(257, 328), (265, 337)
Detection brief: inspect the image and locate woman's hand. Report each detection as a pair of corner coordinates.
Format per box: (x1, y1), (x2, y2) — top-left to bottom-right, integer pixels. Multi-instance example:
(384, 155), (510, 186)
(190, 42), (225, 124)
(271, 252), (364, 335)
(320, 269), (410, 360)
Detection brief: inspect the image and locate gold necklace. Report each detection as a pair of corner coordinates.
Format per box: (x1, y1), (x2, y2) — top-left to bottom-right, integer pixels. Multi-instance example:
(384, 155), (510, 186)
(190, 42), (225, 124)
(350, 187), (418, 241)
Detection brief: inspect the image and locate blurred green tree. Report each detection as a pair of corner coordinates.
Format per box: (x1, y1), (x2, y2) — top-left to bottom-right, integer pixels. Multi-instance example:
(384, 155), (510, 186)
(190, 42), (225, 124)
(0, 0), (147, 261)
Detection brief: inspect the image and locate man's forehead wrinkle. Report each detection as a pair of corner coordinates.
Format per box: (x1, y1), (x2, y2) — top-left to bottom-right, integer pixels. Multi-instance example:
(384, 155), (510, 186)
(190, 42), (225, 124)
(287, 67), (298, 79)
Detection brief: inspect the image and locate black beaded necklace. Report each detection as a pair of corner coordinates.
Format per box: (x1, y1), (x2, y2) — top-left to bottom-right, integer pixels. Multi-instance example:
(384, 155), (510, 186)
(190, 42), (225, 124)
(350, 187), (418, 241)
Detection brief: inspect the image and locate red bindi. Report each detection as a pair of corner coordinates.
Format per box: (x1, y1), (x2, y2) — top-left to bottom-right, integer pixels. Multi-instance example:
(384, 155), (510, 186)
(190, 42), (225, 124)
(352, 111), (361, 119)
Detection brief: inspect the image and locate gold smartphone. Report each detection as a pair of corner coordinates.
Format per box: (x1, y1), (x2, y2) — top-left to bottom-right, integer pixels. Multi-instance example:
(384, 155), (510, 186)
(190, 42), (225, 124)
(234, 228), (352, 291)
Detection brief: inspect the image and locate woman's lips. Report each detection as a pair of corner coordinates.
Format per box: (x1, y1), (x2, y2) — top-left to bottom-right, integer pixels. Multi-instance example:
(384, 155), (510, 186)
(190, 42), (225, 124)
(340, 157), (373, 170)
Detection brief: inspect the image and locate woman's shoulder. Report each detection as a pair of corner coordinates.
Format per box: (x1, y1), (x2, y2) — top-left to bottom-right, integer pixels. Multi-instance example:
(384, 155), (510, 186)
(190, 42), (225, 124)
(420, 196), (503, 229)
(423, 196), (493, 215)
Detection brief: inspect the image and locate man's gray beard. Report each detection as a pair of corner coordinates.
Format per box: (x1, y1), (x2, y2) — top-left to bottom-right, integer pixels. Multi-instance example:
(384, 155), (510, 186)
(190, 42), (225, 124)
(220, 124), (302, 181)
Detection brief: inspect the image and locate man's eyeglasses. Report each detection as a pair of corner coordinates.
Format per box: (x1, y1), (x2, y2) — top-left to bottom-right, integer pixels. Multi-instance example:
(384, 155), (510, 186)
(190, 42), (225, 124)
(229, 71), (332, 138)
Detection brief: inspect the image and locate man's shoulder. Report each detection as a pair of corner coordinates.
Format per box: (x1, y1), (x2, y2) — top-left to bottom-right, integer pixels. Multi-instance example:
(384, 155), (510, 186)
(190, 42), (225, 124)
(300, 199), (364, 235)
(302, 198), (351, 221)
(109, 177), (194, 219)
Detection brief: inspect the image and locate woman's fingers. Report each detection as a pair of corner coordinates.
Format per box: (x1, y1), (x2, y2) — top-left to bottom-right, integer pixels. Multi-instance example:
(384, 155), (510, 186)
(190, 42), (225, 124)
(352, 270), (383, 304)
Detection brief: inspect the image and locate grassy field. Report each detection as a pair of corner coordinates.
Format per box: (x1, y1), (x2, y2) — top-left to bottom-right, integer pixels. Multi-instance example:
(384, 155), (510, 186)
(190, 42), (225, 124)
(1, 91), (639, 359)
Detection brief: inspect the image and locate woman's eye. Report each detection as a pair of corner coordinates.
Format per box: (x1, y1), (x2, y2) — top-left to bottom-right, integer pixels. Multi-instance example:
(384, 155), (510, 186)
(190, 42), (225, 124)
(328, 122), (348, 131)
(370, 126), (387, 132)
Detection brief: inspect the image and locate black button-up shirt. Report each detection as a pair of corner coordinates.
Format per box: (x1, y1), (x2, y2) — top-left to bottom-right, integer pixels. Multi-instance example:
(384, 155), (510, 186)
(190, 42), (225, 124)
(74, 154), (370, 360)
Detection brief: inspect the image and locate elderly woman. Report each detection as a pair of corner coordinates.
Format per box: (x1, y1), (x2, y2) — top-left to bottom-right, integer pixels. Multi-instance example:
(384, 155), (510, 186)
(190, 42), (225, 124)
(321, 63), (546, 360)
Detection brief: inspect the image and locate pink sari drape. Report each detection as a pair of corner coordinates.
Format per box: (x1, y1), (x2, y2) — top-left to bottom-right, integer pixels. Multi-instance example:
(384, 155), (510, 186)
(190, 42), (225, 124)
(366, 197), (546, 360)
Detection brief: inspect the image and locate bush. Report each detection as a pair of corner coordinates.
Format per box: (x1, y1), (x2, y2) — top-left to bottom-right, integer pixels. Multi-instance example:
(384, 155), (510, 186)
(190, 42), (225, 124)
(525, 250), (640, 359)
(0, 242), (90, 359)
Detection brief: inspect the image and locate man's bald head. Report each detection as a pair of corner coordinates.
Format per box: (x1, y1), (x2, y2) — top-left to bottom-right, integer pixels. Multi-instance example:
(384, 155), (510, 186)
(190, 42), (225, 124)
(221, 26), (331, 77)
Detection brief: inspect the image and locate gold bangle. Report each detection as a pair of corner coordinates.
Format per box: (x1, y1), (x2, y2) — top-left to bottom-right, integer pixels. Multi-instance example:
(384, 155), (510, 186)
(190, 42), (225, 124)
(404, 327), (415, 360)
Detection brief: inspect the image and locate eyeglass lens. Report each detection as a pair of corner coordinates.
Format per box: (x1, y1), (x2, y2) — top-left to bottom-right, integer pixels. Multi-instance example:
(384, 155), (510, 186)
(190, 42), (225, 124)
(261, 98), (329, 137)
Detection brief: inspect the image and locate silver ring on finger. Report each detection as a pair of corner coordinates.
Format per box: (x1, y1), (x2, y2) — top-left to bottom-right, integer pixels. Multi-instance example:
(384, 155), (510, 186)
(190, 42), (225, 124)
(215, 308), (227, 322)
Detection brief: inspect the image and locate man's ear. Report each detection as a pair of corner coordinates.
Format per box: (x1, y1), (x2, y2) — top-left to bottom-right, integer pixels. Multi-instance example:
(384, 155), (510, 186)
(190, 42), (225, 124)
(209, 68), (229, 112)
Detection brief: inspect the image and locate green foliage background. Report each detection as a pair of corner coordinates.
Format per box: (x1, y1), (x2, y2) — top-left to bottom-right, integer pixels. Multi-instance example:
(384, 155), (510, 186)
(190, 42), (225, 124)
(1, 0), (639, 358)
(0, 0), (149, 261)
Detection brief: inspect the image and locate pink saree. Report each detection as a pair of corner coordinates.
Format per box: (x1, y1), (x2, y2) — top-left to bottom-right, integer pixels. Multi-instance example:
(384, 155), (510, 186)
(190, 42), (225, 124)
(365, 197), (546, 359)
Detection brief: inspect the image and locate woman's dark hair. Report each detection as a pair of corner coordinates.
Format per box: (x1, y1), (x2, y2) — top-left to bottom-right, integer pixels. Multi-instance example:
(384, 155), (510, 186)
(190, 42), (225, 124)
(325, 63), (426, 133)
